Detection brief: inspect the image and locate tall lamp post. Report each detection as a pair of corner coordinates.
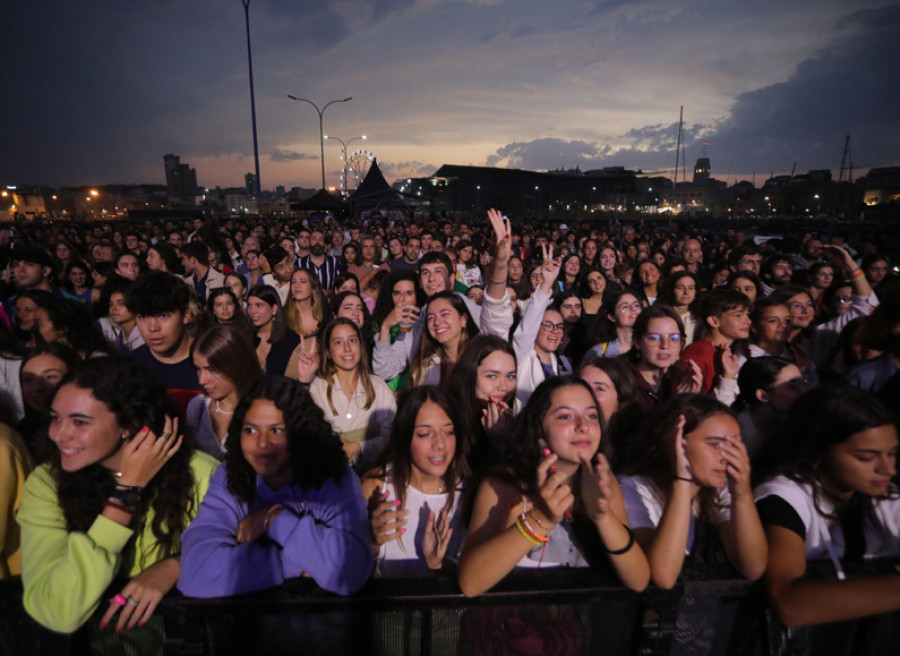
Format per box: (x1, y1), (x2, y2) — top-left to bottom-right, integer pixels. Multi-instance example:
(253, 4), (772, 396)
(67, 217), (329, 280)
(286, 95), (352, 189)
(324, 134), (366, 194)
(241, 0), (261, 200)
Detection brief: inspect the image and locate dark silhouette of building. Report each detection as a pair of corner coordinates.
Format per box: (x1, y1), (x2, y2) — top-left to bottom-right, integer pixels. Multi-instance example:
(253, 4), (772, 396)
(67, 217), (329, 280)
(163, 154), (199, 204)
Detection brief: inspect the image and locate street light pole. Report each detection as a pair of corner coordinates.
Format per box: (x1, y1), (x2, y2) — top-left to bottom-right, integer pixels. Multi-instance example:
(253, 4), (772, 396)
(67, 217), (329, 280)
(286, 95), (352, 189)
(241, 0), (262, 201)
(324, 134), (366, 193)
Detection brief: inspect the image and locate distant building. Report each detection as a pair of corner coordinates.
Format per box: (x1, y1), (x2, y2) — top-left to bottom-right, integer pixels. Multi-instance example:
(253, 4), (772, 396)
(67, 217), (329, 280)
(245, 172), (256, 196)
(693, 157), (711, 186)
(163, 154), (199, 204)
(861, 167), (900, 206)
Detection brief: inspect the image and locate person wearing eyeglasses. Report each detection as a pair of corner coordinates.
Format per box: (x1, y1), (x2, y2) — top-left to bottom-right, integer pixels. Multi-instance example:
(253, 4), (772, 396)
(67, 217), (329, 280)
(513, 245), (572, 406)
(582, 289), (643, 360)
(625, 305), (703, 413)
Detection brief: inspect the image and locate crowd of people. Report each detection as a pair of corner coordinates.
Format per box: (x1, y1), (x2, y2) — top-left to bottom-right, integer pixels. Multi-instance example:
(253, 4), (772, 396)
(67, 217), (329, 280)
(0, 210), (898, 650)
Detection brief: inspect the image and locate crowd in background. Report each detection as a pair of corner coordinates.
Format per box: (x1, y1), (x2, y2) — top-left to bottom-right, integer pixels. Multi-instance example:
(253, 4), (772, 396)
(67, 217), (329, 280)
(0, 210), (898, 648)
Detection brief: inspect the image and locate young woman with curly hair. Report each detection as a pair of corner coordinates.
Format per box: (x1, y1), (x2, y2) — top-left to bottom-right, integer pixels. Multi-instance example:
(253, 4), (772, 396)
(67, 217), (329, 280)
(178, 375), (372, 597)
(17, 356), (217, 636)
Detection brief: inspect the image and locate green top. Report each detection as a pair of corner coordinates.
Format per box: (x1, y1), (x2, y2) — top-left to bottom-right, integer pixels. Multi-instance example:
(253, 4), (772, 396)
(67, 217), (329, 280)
(17, 451), (217, 633)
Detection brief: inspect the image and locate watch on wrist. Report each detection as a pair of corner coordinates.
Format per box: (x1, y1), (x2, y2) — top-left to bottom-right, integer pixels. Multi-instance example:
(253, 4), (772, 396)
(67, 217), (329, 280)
(109, 484), (143, 508)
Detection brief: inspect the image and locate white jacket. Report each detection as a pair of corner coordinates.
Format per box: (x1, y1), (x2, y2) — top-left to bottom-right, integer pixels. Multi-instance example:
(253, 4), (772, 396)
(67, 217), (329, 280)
(512, 288), (571, 407)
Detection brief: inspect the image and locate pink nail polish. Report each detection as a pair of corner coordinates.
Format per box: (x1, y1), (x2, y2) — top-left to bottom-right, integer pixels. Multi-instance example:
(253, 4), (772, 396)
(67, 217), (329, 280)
(401, 528), (407, 533)
(394, 500), (401, 506)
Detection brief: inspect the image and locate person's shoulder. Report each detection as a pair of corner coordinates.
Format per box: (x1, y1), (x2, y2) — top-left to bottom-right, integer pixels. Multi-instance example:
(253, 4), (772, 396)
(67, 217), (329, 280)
(189, 449), (221, 477)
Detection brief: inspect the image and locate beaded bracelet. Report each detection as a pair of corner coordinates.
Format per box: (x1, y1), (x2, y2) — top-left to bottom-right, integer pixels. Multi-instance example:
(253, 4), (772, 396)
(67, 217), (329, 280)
(603, 525), (635, 556)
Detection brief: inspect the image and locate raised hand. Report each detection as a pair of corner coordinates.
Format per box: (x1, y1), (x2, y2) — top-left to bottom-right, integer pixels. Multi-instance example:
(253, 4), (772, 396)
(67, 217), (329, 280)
(487, 209), (512, 264)
(719, 434), (752, 498)
(673, 415), (694, 483)
(675, 359), (704, 394)
(368, 486), (408, 551)
(580, 453), (614, 520)
(720, 347), (740, 380)
(481, 396), (513, 435)
(117, 417), (182, 489)
(422, 507), (454, 570)
(296, 333), (319, 383)
(538, 243), (561, 293)
(534, 450), (574, 527)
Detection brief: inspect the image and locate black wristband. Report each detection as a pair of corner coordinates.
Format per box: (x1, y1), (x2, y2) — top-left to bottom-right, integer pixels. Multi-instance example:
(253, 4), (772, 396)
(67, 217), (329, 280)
(603, 525), (635, 556)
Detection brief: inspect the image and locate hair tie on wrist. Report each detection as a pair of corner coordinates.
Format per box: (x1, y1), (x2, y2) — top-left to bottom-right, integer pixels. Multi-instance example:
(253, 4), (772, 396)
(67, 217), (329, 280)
(603, 525), (635, 555)
(673, 475), (694, 483)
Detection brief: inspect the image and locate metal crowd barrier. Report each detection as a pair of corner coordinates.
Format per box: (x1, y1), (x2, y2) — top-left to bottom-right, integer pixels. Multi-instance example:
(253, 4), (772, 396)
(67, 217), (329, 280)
(2, 563), (898, 656)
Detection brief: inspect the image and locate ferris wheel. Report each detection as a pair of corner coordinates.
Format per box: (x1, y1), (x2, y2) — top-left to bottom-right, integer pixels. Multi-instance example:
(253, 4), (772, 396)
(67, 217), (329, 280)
(342, 149), (374, 192)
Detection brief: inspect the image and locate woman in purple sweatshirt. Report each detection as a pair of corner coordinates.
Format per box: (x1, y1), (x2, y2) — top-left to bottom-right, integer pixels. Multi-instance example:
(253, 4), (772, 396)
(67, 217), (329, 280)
(178, 375), (372, 597)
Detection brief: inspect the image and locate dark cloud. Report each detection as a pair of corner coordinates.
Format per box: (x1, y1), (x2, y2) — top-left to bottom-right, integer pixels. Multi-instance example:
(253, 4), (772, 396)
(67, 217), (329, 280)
(484, 5), (900, 177)
(485, 138), (611, 169)
(270, 150), (317, 163)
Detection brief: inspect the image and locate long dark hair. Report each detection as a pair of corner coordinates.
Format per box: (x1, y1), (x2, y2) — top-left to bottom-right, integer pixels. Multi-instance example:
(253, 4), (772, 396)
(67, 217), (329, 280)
(411, 291), (479, 385)
(499, 376), (609, 498)
(50, 356), (196, 562)
(224, 376), (347, 505)
(443, 334), (517, 473)
(754, 385), (897, 517)
(624, 393), (732, 522)
(372, 270), (424, 329)
(377, 385), (470, 513)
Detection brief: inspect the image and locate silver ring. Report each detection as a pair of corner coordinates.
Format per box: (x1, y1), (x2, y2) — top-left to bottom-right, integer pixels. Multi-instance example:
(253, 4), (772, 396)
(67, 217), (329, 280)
(127, 596), (139, 607)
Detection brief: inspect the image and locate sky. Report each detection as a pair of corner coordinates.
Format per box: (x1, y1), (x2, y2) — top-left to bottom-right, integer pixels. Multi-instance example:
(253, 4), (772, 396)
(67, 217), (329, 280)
(4, 0), (899, 191)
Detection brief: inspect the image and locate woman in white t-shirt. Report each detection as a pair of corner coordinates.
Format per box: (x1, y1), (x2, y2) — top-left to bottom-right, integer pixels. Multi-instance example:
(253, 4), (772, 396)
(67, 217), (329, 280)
(754, 385), (900, 627)
(361, 385), (468, 577)
(618, 394), (767, 589)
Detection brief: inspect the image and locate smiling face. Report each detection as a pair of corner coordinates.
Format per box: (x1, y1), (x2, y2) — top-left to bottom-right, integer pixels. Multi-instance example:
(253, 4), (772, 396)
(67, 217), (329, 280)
(241, 398), (292, 490)
(535, 309), (564, 354)
(542, 385), (601, 468)
(474, 349), (517, 403)
(337, 296), (365, 328)
(823, 424), (898, 499)
(420, 262), (450, 297)
(787, 292), (815, 329)
(22, 353), (69, 411)
(409, 400), (456, 488)
(48, 383), (126, 472)
(246, 296), (276, 329)
(610, 293), (642, 329)
(599, 248), (617, 272)
(426, 297), (464, 348)
(754, 304), (792, 345)
(328, 323), (362, 373)
(579, 365), (619, 423)
(67, 266), (87, 289)
(586, 271), (606, 296)
(638, 262), (660, 287)
(682, 413), (739, 488)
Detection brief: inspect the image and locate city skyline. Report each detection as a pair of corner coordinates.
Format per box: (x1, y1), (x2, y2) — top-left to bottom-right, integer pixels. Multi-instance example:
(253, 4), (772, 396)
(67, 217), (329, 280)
(3, 1), (899, 191)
